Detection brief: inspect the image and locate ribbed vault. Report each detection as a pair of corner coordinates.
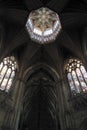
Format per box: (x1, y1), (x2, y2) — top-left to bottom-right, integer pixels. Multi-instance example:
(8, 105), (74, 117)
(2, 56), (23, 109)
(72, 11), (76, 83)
(0, 0), (87, 130)
(23, 68), (59, 130)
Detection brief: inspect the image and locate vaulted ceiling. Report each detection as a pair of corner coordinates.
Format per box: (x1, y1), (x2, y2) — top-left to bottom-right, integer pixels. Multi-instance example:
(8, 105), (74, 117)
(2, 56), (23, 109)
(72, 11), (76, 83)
(0, 0), (87, 130)
(0, 0), (87, 73)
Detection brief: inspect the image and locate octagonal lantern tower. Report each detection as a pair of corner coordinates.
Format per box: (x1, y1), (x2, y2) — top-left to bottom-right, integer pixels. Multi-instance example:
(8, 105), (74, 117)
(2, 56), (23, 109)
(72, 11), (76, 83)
(26, 7), (62, 44)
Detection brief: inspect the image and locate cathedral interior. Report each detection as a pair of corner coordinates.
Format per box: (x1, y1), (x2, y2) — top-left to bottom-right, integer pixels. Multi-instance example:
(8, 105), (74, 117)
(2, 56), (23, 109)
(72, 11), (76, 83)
(0, 0), (87, 130)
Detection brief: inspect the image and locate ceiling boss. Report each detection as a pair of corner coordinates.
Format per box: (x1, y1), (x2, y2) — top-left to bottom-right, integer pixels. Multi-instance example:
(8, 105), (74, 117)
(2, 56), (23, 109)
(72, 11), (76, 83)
(26, 7), (62, 44)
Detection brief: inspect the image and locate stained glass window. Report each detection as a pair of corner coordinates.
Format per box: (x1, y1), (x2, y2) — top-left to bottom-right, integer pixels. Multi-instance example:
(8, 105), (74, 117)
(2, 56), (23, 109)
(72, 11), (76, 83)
(65, 58), (87, 95)
(26, 7), (61, 44)
(0, 56), (17, 92)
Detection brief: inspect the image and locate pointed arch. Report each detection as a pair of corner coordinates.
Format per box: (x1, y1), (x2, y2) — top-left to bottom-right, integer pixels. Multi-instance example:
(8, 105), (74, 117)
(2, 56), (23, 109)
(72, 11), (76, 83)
(65, 58), (87, 95)
(0, 56), (18, 92)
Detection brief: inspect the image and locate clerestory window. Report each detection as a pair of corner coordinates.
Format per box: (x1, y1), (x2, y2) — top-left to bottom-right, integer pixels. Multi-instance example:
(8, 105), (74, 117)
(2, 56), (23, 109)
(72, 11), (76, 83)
(0, 56), (17, 92)
(65, 58), (87, 95)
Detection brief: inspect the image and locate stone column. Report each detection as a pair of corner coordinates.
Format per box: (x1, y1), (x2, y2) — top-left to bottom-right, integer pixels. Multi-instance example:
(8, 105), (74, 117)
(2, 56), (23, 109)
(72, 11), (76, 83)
(2, 77), (25, 130)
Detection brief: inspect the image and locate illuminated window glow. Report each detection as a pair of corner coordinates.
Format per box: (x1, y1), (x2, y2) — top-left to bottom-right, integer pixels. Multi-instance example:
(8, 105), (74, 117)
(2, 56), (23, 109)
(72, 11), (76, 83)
(26, 7), (61, 44)
(0, 56), (17, 92)
(65, 59), (87, 95)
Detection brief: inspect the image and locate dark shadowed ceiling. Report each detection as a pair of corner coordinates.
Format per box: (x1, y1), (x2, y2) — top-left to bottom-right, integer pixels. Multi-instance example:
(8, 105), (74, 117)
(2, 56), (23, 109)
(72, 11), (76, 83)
(0, 0), (87, 67)
(0, 0), (87, 130)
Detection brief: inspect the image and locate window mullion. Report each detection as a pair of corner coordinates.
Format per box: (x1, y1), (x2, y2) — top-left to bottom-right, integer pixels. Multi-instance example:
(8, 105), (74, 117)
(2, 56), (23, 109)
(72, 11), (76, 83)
(0, 63), (4, 83)
(0, 67), (8, 90)
(0, 62), (4, 73)
(75, 70), (83, 92)
(5, 68), (12, 91)
(71, 71), (78, 94)
(68, 72), (76, 95)
(80, 67), (87, 85)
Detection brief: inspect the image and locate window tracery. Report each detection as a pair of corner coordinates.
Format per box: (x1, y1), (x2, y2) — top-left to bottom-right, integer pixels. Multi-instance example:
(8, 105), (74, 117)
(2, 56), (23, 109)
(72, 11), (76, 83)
(65, 58), (87, 95)
(0, 56), (17, 92)
(26, 7), (61, 44)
